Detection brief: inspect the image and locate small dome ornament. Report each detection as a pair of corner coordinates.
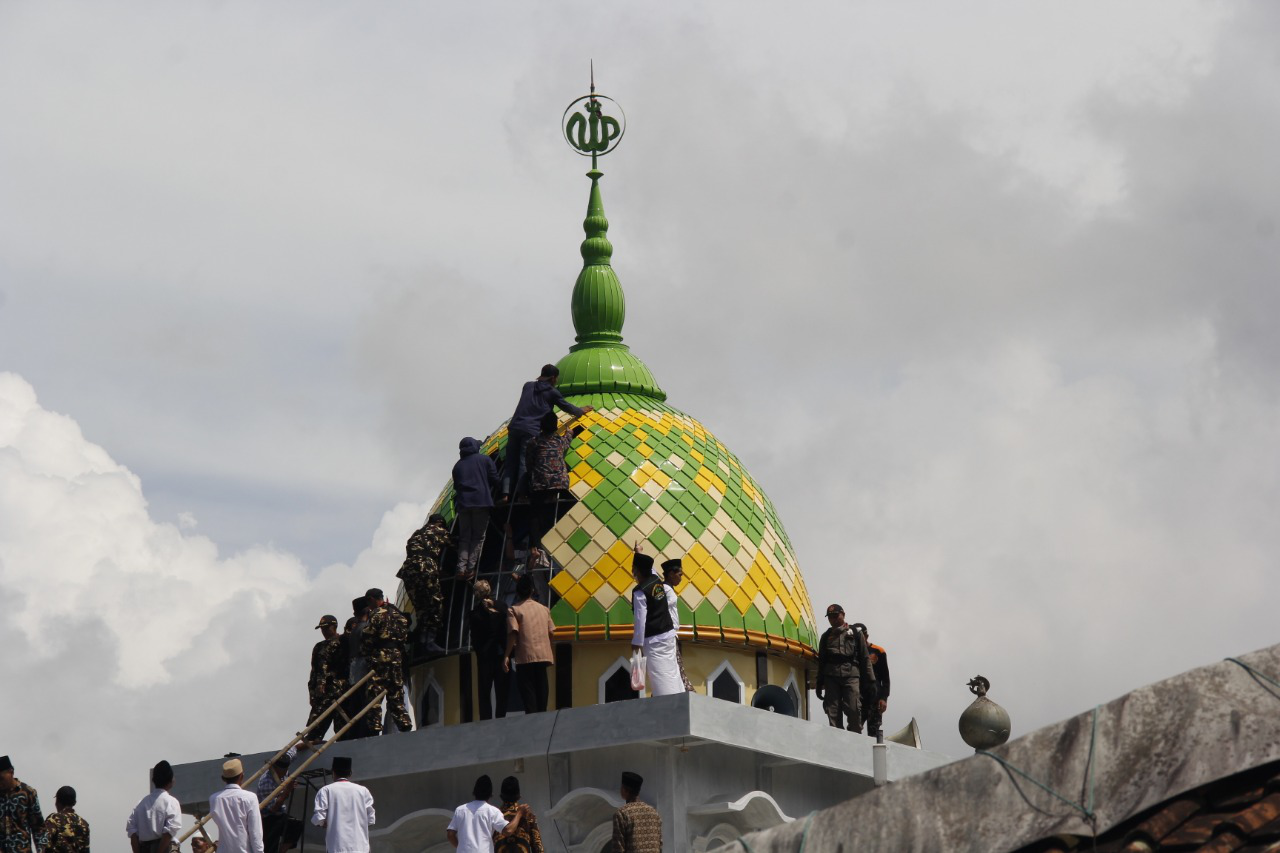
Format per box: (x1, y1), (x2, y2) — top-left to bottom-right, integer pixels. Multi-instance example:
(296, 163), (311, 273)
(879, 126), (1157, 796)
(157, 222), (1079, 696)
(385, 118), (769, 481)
(959, 675), (1011, 751)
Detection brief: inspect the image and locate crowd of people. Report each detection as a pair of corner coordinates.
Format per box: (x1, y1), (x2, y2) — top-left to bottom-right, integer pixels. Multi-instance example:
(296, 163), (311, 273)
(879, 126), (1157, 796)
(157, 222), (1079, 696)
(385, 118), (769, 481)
(0, 363), (893, 853)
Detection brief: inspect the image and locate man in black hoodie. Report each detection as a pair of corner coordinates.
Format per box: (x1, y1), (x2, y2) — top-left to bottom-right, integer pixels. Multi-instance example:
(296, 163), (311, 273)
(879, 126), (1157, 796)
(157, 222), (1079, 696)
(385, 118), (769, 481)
(501, 365), (593, 499)
(453, 437), (498, 579)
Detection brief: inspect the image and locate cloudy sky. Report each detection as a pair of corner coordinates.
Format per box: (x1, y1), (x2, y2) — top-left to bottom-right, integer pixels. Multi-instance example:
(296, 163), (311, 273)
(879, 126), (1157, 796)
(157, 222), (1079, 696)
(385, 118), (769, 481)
(3, 0), (1279, 842)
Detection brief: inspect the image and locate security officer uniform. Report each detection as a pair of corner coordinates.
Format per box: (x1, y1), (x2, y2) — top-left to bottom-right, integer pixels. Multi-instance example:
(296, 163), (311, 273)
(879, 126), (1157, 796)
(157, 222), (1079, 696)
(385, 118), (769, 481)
(360, 595), (412, 733)
(816, 604), (875, 732)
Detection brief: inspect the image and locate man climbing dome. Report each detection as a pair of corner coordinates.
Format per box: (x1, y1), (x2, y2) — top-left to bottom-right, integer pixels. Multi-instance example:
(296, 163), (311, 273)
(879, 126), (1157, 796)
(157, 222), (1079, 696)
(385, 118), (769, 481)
(396, 515), (449, 651)
(501, 364), (593, 499)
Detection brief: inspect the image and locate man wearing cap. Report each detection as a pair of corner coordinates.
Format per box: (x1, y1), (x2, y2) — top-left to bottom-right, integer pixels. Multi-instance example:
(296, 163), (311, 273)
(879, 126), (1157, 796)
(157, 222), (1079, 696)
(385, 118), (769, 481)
(815, 604), (875, 733)
(308, 615), (349, 740)
(630, 545), (685, 697)
(39, 787), (88, 853)
(661, 560), (694, 692)
(257, 746), (304, 853)
(0, 755), (43, 853)
(311, 757), (375, 853)
(611, 771), (661, 853)
(360, 589), (413, 734)
(209, 758), (264, 853)
(126, 760), (182, 853)
(501, 364), (594, 499)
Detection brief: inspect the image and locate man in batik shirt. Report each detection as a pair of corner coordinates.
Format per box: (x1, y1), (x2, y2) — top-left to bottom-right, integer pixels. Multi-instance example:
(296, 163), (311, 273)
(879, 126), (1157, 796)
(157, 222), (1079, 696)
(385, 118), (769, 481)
(611, 772), (661, 853)
(0, 755), (42, 853)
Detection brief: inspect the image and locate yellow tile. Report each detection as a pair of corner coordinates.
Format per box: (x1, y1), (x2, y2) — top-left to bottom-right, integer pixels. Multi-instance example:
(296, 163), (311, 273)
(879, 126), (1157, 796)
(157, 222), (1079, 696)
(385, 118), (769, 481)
(631, 468), (652, 489)
(651, 469), (672, 489)
(680, 433), (695, 447)
(561, 583), (591, 611)
(579, 570), (606, 595)
(689, 569), (715, 596)
(606, 566), (634, 594)
(633, 428), (648, 440)
(550, 571), (577, 597)
(606, 539), (634, 567)
(739, 574), (760, 600)
(730, 587), (753, 615)
(578, 443), (595, 459)
(685, 542), (711, 569)
(636, 442), (653, 458)
(690, 448), (705, 463)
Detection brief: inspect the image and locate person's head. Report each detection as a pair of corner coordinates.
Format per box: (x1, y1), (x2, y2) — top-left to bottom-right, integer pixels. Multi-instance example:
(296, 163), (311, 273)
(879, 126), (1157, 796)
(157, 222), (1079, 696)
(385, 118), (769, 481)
(352, 596), (371, 618)
(539, 411), (559, 435)
(500, 776), (520, 804)
(458, 437), (479, 458)
(620, 771), (643, 802)
(0, 755), (14, 788)
(662, 558), (683, 587)
(825, 603), (846, 628)
(315, 614), (339, 639)
(220, 758), (244, 785)
(539, 364), (560, 385)
(343, 616), (357, 635)
(151, 760), (174, 790)
(55, 786), (76, 811)
(272, 752), (292, 774)
(515, 574), (535, 602)
(472, 774), (493, 802)
(473, 579), (492, 600)
(332, 757), (352, 779)
(365, 588), (385, 606)
(428, 513), (447, 528)
(632, 551), (655, 582)
(851, 622), (868, 640)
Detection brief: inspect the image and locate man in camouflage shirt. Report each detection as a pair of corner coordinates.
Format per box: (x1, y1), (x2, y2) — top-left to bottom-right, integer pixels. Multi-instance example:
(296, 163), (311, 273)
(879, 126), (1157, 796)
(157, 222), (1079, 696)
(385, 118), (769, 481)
(611, 772), (661, 853)
(395, 515), (448, 649)
(39, 787), (88, 853)
(307, 615), (349, 740)
(0, 755), (43, 853)
(360, 588), (413, 734)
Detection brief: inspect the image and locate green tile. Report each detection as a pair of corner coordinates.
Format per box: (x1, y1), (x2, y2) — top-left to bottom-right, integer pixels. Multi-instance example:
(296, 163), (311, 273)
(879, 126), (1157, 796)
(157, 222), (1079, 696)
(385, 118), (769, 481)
(742, 607), (766, 634)
(774, 544), (786, 565)
(604, 511), (633, 538)
(567, 528), (592, 553)
(615, 501), (643, 528)
(578, 598), (606, 627)
(721, 533), (740, 557)
(720, 606), (745, 632)
(667, 501), (692, 524)
(676, 599), (694, 625)
(782, 613), (798, 641)
(764, 610), (785, 636)
(629, 491), (652, 512)
(606, 598), (635, 637)
(551, 599), (578, 631)
(564, 449), (582, 468)
(694, 599), (721, 628)
(648, 527), (672, 551)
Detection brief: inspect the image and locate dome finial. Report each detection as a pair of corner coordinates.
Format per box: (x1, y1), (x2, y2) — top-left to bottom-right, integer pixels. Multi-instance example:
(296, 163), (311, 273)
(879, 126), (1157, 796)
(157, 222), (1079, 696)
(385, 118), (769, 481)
(556, 77), (665, 401)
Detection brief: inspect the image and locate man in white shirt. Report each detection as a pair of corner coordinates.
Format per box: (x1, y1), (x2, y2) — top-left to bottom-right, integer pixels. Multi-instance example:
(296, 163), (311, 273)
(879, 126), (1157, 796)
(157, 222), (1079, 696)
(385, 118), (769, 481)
(630, 544), (685, 696)
(126, 760), (183, 853)
(662, 559), (695, 692)
(311, 757), (375, 853)
(209, 758), (265, 853)
(445, 775), (525, 852)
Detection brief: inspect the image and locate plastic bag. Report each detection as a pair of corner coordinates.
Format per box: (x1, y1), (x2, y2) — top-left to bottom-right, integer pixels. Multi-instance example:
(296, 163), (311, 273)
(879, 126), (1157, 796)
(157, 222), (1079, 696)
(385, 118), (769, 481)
(630, 649), (646, 692)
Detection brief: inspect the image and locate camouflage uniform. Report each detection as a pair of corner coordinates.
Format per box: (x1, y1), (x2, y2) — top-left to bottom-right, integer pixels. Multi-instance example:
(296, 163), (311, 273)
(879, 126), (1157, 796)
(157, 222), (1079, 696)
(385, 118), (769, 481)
(0, 779), (42, 853)
(360, 603), (412, 733)
(39, 810), (89, 853)
(307, 636), (350, 738)
(396, 520), (448, 638)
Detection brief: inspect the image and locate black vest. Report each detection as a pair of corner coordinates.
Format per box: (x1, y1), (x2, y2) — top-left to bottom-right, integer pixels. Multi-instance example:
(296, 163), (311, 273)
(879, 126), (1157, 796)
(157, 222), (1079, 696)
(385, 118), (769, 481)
(638, 575), (673, 639)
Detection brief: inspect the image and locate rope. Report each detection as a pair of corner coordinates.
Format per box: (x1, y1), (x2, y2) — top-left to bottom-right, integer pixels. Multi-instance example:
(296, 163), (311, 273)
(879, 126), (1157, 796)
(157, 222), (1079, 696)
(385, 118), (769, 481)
(796, 811), (815, 853)
(1226, 657), (1280, 699)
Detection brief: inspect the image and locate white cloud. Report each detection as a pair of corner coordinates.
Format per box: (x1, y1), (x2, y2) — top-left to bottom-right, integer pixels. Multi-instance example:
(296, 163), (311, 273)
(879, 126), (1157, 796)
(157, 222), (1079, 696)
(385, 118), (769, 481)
(0, 371), (427, 839)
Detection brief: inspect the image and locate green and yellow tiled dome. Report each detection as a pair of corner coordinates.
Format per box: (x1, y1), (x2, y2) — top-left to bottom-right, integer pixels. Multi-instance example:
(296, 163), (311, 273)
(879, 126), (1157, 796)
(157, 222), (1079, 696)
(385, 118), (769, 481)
(427, 166), (817, 661)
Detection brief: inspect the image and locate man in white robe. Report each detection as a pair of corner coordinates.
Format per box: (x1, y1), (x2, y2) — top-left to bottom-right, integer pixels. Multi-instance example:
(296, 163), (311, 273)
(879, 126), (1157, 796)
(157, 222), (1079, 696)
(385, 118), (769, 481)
(631, 544), (685, 696)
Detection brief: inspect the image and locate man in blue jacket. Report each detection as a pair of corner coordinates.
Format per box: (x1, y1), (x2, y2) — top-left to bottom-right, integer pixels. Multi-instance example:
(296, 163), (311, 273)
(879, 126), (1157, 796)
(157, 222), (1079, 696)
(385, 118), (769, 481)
(453, 437), (498, 579)
(501, 365), (593, 499)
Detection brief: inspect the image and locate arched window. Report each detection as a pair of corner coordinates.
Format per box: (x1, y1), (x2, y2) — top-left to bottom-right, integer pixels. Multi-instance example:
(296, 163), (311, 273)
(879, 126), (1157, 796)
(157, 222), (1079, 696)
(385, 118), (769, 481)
(706, 660), (745, 704)
(783, 672), (801, 717)
(419, 675), (444, 726)
(599, 657), (641, 704)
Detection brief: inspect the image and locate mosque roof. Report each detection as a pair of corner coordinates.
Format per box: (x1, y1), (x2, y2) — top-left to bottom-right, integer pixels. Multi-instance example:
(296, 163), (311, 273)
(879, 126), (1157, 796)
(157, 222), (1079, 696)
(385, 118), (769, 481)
(426, 93), (816, 654)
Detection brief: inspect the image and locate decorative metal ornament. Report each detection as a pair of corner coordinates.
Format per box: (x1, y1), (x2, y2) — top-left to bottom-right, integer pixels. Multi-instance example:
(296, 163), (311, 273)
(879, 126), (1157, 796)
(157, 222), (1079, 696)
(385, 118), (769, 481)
(959, 675), (1011, 751)
(562, 94), (626, 159)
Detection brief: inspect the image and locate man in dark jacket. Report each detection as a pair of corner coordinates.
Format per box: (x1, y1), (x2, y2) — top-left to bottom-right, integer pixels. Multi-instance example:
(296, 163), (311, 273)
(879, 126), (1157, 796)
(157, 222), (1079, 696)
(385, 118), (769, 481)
(452, 439), (497, 579)
(852, 622), (890, 736)
(502, 365), (593, 499)
(815, 603), (875, 733)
